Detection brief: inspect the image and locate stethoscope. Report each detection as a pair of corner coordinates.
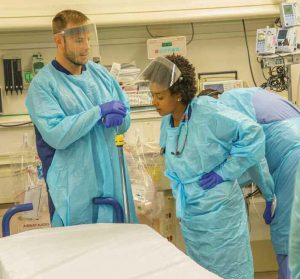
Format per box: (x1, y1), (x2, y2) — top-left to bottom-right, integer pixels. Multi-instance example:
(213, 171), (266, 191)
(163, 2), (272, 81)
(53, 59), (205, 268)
(160, 105), (191, 156)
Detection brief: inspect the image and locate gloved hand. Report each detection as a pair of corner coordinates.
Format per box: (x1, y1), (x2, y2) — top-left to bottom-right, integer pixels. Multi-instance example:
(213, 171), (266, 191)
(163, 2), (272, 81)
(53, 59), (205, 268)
(199, 171), (224, 190)
(99, 101), (126, 118)
(103, 113), (124, 128)
(263, 201), (274, 225)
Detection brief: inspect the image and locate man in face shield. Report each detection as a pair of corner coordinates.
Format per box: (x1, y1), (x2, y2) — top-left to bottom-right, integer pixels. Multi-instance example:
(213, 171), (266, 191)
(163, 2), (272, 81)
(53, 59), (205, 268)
(26, 9), (138, 227)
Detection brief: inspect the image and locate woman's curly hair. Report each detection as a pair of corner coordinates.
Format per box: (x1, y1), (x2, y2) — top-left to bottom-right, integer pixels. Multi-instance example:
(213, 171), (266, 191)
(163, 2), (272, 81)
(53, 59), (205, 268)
(166, 54), (197, 105)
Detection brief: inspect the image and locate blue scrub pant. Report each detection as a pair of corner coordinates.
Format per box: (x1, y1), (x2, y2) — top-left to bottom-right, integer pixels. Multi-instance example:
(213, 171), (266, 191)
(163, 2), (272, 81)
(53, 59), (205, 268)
(277, 254), (291, 279)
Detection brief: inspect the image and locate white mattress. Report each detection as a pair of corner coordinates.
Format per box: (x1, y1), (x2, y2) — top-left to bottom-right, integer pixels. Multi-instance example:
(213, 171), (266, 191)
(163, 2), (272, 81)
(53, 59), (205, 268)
(0, 224), (220, 279)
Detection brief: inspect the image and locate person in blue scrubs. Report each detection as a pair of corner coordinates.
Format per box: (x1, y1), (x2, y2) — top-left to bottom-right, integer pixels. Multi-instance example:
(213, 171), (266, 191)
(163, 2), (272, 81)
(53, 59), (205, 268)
(289, 164), (300, 279)
(140, 55), (272, 278)
(26, 10), (137, 226)
(200, 87), (300, 279)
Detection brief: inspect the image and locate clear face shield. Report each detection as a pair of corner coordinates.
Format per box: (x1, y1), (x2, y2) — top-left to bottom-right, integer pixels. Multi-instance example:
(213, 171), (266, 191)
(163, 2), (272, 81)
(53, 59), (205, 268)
(56, 23), (100, 65)
(135, 56), (182, 93)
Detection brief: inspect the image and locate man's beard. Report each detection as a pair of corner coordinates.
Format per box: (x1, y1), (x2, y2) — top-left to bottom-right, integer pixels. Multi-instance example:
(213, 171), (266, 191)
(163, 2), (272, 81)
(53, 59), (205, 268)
(64, 48), (87, 66)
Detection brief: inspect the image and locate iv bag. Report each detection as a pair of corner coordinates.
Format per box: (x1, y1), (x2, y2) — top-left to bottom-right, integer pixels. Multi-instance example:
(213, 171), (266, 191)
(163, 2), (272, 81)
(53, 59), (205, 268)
(22, 185), (42, 219)
(125, 137), (164, 220)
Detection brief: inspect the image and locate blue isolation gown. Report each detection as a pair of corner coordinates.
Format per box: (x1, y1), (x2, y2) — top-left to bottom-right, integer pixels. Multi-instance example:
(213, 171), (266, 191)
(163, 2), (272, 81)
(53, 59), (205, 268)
(219, 87), (300, 257)
(160, 96), (268, 278)
(26, 61), (137, 226)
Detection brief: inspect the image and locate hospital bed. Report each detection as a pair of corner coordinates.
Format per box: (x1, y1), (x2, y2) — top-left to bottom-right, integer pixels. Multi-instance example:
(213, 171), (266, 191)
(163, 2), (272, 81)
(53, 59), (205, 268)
(0, 223), (220, 279)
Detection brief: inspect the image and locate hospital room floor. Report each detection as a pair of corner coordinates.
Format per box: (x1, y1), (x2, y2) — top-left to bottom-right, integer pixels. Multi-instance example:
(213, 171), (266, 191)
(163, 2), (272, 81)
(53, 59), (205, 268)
(254, 271), (277, 278)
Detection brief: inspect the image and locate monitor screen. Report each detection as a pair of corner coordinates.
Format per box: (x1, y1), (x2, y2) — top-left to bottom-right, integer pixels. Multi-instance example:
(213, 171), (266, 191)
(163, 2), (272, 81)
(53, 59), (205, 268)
(257, 32), (266, 42)
(284, 5), (293, 15)
(278, 29), (288, 40)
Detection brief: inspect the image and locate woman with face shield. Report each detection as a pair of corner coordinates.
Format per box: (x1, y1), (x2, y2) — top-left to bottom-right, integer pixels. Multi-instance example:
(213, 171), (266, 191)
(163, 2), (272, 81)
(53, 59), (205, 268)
(138, 54), (271, 278)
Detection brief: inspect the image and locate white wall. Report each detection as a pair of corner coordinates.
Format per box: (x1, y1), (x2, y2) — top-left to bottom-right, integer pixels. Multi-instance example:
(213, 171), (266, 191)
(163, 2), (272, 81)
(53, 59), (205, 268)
(0, 0), (280, 30)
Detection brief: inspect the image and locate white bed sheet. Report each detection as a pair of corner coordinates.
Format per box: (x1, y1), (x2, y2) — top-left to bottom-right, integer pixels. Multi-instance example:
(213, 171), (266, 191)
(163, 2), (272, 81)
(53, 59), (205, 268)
(0, 224), (220, 279)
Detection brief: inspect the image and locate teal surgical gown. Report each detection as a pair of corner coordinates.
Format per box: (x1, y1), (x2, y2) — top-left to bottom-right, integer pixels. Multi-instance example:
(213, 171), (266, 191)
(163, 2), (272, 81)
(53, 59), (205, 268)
(216, 88), (275, 203)
(160, 96), (267, 278)
(26, 61), (137, 226)
(219, 87), (300, 255)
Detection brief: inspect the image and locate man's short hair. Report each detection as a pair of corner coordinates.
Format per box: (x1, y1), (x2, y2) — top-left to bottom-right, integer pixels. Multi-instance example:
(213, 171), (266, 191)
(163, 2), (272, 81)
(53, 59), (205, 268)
(52, 10), (89, 34)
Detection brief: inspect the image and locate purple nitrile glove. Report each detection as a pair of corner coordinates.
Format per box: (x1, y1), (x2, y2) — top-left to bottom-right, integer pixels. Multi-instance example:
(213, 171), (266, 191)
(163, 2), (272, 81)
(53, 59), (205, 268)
(99, 101), (126, 118)
(263, 201), (274, 225)
(104, 113), (124, 128)
(199, 171), (224, 190)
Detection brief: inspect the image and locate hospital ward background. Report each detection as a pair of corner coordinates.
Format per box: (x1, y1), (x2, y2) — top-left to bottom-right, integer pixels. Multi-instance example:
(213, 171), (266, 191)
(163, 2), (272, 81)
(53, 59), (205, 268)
(0, 1), (300, 278)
